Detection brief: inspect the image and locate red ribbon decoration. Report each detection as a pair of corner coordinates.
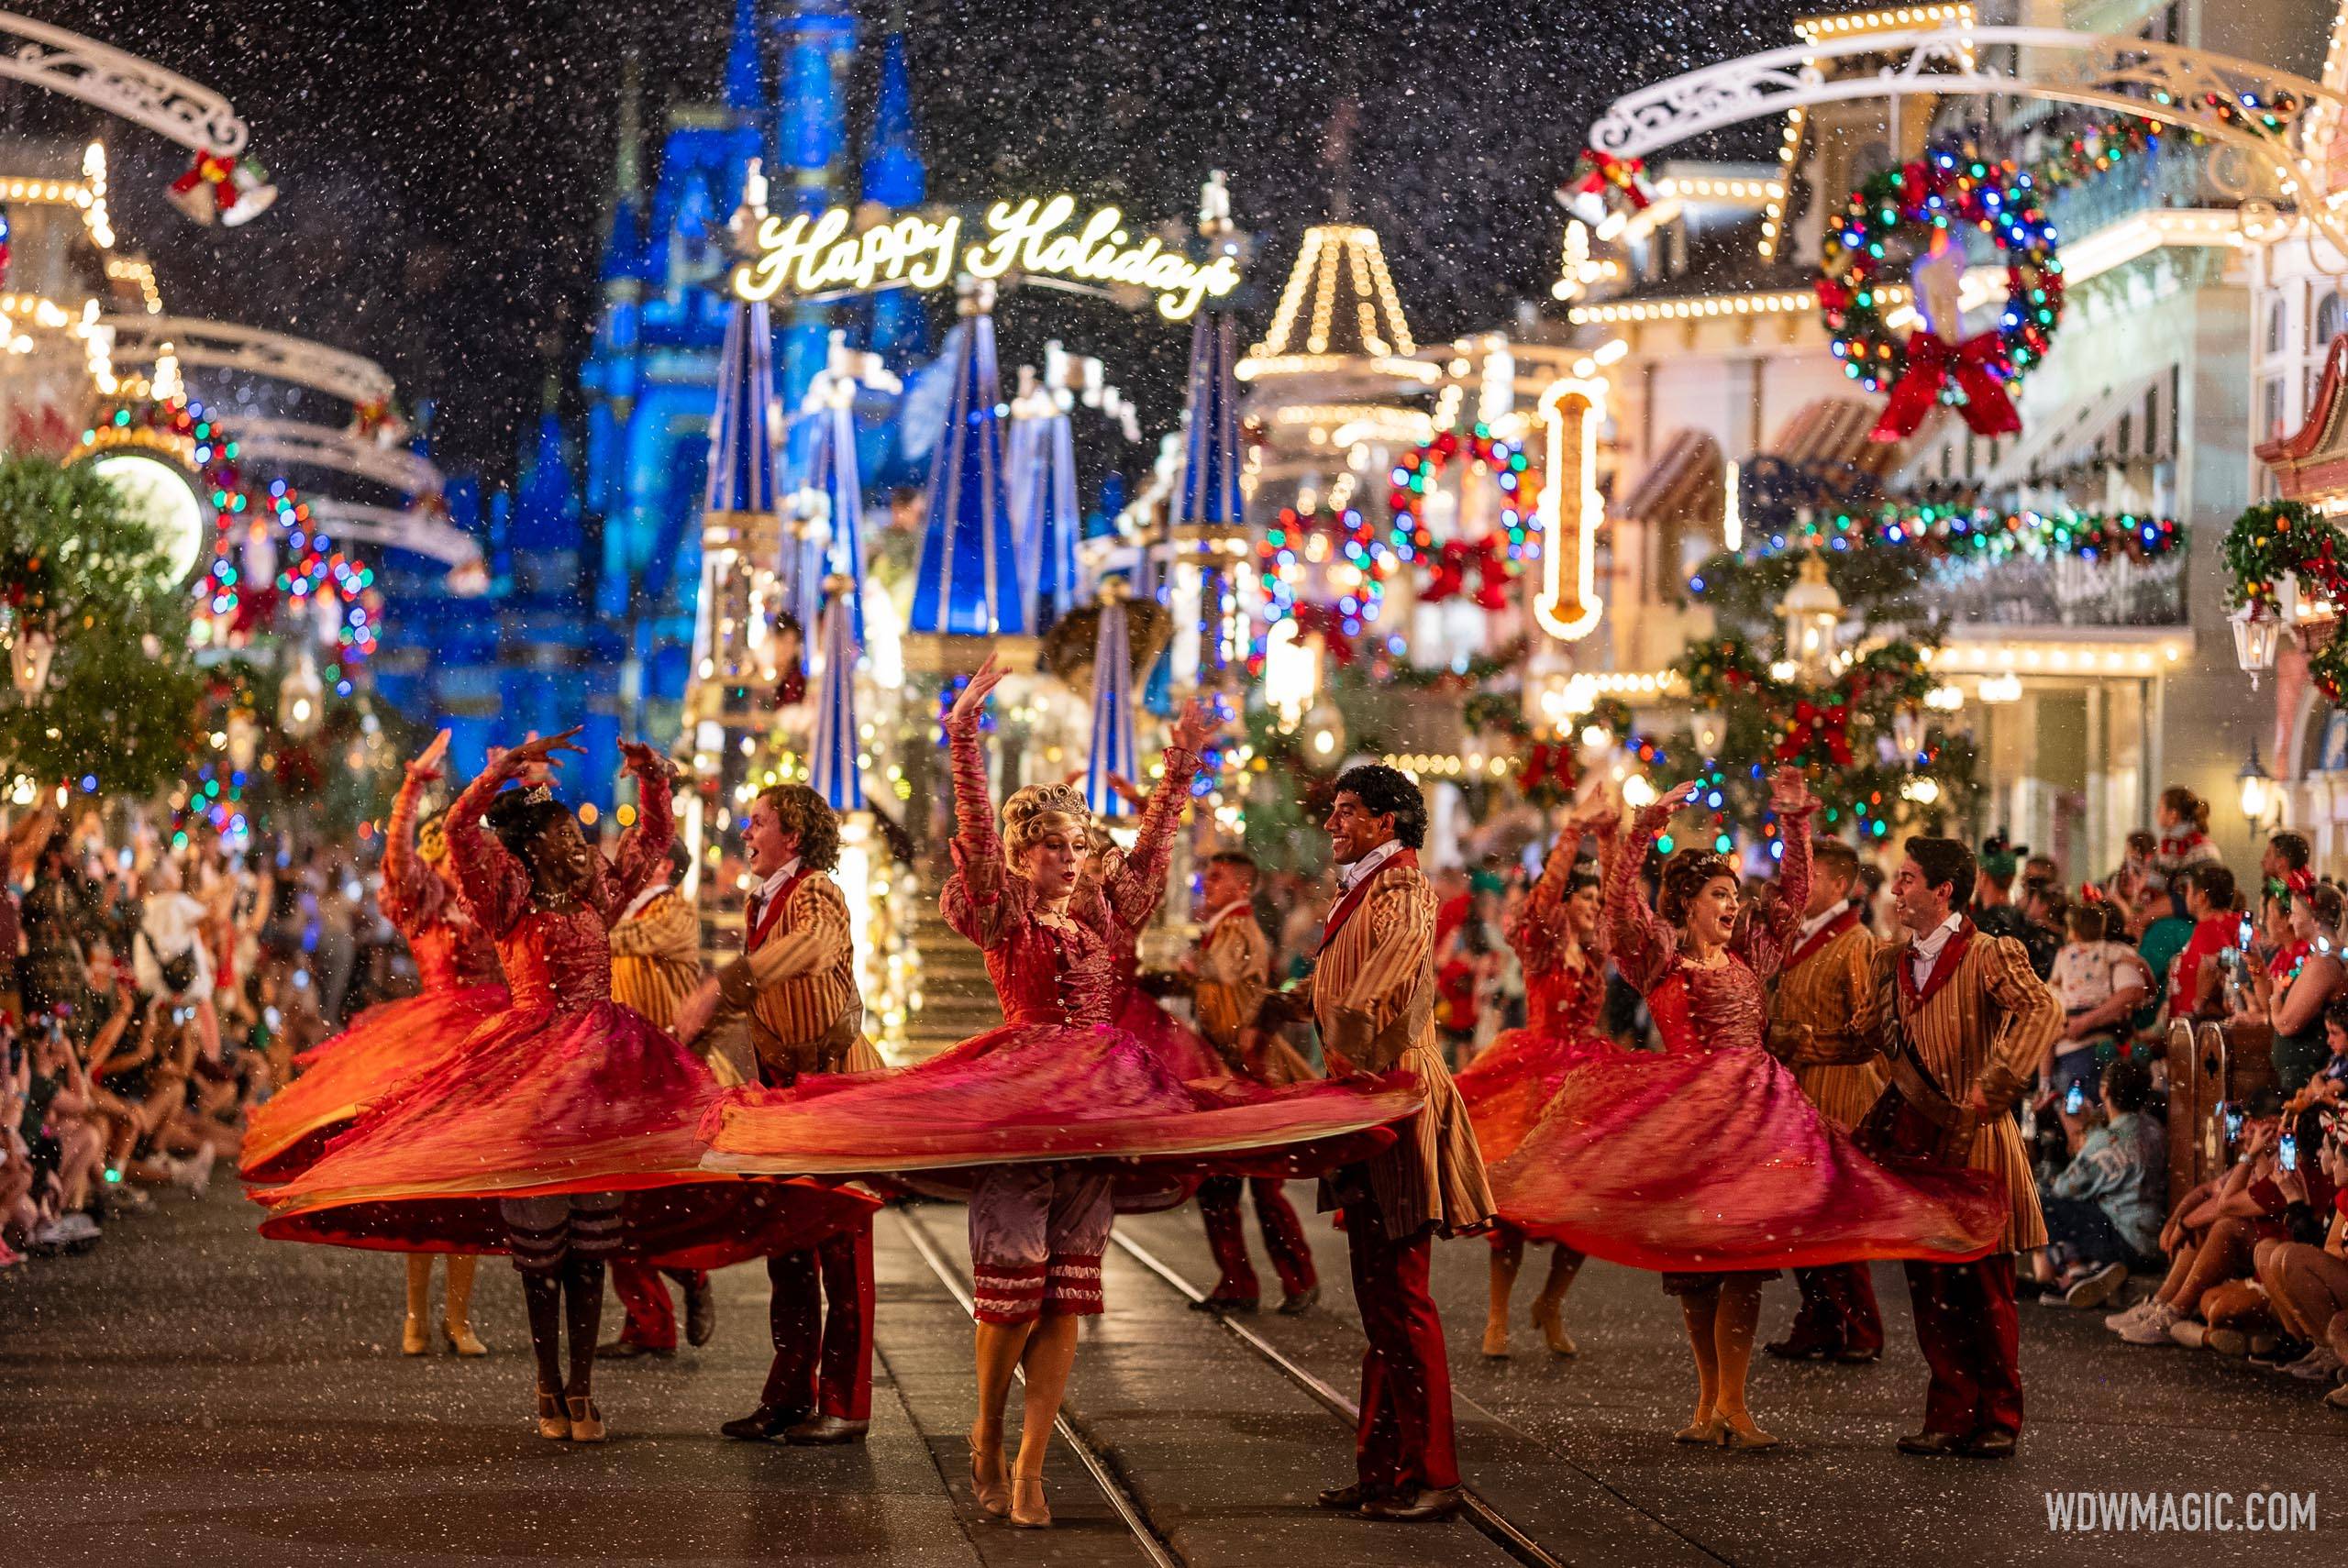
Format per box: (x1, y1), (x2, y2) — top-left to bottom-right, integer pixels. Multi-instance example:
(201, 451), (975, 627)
(171, 149), (238, 216)
(1868, 328), (2023, 442)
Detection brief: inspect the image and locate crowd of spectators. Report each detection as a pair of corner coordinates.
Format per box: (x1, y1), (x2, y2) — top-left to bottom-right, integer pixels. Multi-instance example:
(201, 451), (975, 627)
(0, 812), (401, 1271)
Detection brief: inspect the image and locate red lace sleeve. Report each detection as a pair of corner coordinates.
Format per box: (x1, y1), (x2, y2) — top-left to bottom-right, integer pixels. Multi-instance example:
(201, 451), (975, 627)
(445, 761), (530, 940)
(940, 718), (1013, 950)
(1605, 803), (1676, 995)
(1735, 806), (1815, 982)
(595, 753), (675, 921)
(379, 764), (444, 939)
(1105, 746), (1200, 934)
(1506, 823), (1584, 976)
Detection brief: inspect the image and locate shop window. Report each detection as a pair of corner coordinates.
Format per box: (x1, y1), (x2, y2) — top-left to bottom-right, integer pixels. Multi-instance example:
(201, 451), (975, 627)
(2317, 292), (2343, 349)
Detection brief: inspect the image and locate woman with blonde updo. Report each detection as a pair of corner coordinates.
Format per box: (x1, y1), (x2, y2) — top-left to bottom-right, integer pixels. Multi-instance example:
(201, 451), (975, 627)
(1490, 767), (2005, 1452)
(240, 730), (510, 1356)
(700, 653), (1421, 1527)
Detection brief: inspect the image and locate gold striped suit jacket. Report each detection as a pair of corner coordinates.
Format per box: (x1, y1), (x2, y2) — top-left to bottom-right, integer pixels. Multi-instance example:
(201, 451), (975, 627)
(608, 888), (703, 1032)
(1867, 927), (2060, 1253)
(714, 871), (880, 1080)
(1772, 922), (1887, 1132)
(1312, 856), (1491, 1236)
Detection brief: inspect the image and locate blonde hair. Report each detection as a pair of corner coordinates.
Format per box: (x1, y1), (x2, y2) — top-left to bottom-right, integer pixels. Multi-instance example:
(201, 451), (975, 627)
(1002, 782), (1091, 859)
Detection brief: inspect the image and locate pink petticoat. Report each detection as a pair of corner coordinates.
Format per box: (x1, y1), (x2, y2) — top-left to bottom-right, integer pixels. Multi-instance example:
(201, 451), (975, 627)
(1489, 1042), (2005, 1275)
(255, 998), (877, 1267)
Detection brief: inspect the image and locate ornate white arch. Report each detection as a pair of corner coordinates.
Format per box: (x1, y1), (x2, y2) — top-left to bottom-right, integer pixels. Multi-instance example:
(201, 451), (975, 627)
(227, 418), (440, 497)
(104, 317), (395, 409)
(301, 501), (480, 569)
(1589, 24), (2348, 252)
(0, 12), (248, 155)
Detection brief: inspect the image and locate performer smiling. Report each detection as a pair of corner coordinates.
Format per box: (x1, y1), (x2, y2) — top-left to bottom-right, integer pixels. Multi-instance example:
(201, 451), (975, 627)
(1310, 764), (1493, 1524)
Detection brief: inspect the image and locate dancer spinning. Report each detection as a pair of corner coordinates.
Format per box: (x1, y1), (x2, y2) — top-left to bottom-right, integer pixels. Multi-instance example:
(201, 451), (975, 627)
(1309, 765), (1494, 1524)
(239, 731), (505, 1358)
(676, 782), (882, 1446)
(1182, 850), (1321, 1316)
(259, 728), (876, 1443)
(1490, 771), (2003, 1451)
(700, 656), (1416, 1529)
(1456, 796), (1616, 1361)
(1763, 835), (1888, 1364)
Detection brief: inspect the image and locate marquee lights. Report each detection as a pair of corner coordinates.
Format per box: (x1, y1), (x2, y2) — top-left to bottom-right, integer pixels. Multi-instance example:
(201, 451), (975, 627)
(1534, 377), (1607, 642)
(731, 195), (1243, 321)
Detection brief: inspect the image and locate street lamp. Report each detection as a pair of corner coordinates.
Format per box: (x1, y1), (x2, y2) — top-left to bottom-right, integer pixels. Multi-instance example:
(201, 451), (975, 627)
(2239, 741), (2276, 832)
(1690, 706), (1727, 757)
(1778, 550), (1844, 681)
(1891, 704), (1927, 760)
(2231, 602), (2282, 689)
(279, 646), (325, 741)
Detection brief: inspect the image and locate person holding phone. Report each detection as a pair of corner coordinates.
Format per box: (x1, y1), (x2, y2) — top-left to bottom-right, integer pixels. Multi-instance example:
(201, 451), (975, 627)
(2168, 864), (2245, 1024)
(2044, 901), (2150, 1141)
(2244, 883), (2347, 1095)
(2246, 1122), (2348, 1392)
(2030, 1058), (2165, 1307)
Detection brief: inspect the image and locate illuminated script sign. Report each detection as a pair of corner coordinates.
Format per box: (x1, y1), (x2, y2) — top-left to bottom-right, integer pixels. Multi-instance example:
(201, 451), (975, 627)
(730, 195), (1243, 321)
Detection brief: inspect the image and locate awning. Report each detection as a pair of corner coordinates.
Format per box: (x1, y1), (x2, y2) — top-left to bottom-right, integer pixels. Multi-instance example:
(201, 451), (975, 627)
(1613, 426), (1723, 528)
(1766, 397), (1904, 476)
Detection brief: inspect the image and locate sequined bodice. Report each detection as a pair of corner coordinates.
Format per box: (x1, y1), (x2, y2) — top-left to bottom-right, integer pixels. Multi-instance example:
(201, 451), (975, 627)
(408, 918), (504, 993)
(986, 917), (1120, 1028)
(494, 908), (615, 1013)
(1649, 956), (1769, 1055)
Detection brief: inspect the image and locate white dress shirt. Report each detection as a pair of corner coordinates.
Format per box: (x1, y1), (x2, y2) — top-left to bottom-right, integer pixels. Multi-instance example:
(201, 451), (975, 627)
(1797, 902), (1849, 946)
(1335, 837), (1404, 896)
(747, 858), (802, 939)
(1908, 911), (1965, 988)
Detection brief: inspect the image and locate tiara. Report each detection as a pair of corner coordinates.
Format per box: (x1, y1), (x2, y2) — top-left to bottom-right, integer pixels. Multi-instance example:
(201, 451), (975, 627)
(1006, 782), (1087, 819)
(521, 783), (554, 806)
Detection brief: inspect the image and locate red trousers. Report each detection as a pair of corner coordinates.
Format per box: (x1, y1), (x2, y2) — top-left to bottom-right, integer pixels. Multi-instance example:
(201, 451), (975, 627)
(611, 1263), (706, 1352)
(1201, 1176), (1316, 1301)
(1784, 1263), (1884, 1357)
(760, 1215), (875, 1420)
(1343, 1200), (1458, 1492)
(1903, 1253), (2021, 1438)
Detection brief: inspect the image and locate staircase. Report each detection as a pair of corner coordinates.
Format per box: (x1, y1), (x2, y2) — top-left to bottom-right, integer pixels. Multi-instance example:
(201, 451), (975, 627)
(897, 907), (1003, 1062)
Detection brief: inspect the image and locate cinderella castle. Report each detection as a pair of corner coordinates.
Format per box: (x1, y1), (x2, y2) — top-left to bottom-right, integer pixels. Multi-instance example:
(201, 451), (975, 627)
(382, 0), (948, 803)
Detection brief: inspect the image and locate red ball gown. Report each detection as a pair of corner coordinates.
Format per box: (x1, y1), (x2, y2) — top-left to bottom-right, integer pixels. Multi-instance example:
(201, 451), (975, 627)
(239, 766), (508, 1183)
(1490, 804), (2004, 1275)
(257, 754), (875, 1265)
(699, 723), (1415, 1197)
(1454, 820), (1616, 1174)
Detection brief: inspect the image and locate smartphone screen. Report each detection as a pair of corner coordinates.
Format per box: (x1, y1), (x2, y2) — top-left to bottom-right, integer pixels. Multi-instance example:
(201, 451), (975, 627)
(2064, 1082), (2086, 1115)
(2280, 1132), (2300, 1173)
(2239, 915), (2256, 951)
(2225, 1109), (2245, 1142)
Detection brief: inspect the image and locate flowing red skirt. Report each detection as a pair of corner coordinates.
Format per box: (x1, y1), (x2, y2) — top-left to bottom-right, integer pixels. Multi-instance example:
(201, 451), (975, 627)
(1489, 1043), (2005, 1274)
(699, 1017), (1414, 1210)
(256, 999), (877, 1266)
(239, 983), (509, 1183)
(1454, 1026), (1611, 1167)
(1114, 988), (1228, 1082)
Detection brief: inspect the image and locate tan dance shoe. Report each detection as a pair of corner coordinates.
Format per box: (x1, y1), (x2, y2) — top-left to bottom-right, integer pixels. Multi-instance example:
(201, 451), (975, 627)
(565, 1396), (606, 1443)
(1010, 1466), (1051, 1529)
(444, 1320), (488, 1357)
(968, 1435), (1009, 1517)
(401, 1315), (427, 1357)
(1480, 1318), (1511, 1359)
(1531, 1295), (1578, 1357)
(534, 1393), (570, 1441)
(1673, 1416), (1726, 1444)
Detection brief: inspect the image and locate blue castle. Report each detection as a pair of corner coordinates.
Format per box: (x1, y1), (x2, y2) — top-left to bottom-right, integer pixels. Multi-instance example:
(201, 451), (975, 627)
(392, 1), (936, 807)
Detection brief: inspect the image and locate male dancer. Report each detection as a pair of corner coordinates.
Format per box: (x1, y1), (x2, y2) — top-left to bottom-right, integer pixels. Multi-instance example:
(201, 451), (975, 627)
(1185, 850), (1320, 1315)
(1859, 835), (2059, 1459)
(1764, 836), (1886, 1364)
(603, 847), (717, 1360)
(677, 783), (880, 1445)
(1309, 765), (1492, 1522)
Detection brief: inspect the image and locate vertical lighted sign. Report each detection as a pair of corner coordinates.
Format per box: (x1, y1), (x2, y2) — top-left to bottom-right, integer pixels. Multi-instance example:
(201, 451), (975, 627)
(1533, 377), (1607, 641)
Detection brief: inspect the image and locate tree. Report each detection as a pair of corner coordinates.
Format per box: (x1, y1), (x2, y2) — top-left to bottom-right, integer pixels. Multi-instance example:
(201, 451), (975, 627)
(0, 455), (204, 799)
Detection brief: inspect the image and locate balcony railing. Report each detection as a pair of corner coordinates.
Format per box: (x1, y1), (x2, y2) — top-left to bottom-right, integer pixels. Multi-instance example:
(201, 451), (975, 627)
(1926, 549), (2187, 629)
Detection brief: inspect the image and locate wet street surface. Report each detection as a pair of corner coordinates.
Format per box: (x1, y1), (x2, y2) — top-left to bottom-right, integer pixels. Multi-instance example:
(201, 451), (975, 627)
(3, 1183), (2335, 1566)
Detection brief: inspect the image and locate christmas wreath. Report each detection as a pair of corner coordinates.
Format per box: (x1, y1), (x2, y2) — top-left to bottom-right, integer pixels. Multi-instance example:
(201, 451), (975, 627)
(2222, 500), (2348, 701)
(1558, 149), (1656, 226)
(1388, 425), (1539, 608)
(1250, 503), (1392, 666)
(1816, 145), (2063, 442)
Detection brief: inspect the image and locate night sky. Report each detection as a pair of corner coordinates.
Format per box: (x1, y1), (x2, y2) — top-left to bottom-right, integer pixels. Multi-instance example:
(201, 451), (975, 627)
(25, 0), (1803, 489)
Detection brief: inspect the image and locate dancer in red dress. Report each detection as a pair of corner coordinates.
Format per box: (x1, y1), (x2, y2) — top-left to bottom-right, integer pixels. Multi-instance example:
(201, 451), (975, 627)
(239, 731), (505, 1358)
(1490, 770), (2004, 1450)
(257, 728), (877, 1443)
(1459, 797), (1615, 1361)
(700, 656), (1416, 1528)
(1184, 850), (1321, 1315)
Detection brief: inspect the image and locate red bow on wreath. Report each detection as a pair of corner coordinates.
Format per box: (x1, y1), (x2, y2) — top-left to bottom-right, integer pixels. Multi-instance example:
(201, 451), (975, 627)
(1421, 538), (1512, 610)
(1868, 329), (2022, 442)
(1560, 149), (1656, 224)
(1290, 603), (1358, 664)
(1520, 740), (1573, 793)
(1775, 701), (1855, 767)
(169, 150), (238, 219)
(228, 585), (282, 636)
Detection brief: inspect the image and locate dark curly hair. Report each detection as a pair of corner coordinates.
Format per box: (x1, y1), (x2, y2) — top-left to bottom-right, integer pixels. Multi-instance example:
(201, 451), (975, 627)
(1330, 764), (1427, 850)
(1657, 847), (1736, 926)
(757, 782), (840, 872)
(483, 787), (574, 871)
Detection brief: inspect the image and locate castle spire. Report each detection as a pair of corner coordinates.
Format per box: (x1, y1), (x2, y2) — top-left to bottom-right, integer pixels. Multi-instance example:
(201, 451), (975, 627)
(723, 0), (767, 116)
(909, 279), (1025, 638)
(860, 17), (928, 366)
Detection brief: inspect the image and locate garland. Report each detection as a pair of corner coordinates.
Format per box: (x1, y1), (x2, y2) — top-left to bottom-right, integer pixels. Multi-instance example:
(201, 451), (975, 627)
(2221, 501), (2348, 701)
(1697, 504), (2183, 580)
(1817, 144), (2063, 440)
(1388, 424), (1538, 606)
(1379, 635), (1528, 690)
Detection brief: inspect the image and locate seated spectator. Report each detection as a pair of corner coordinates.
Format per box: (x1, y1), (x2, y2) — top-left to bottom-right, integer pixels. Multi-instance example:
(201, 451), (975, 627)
(2113, 1101), (2334, 1351)
(2044, 904), (2152, 1132)
(2154, 786), (2222, 894)
(2032, 1056), (2165, 1307)
(2263, 829), (2314, 889)
(2169, 863), (2244, 1023)
(2249, 882), (2347, 1095)
(2287, 1001), (2348, 1121)
(2246, 1118), (2348, 1394)
(135, 858), (221, 1064)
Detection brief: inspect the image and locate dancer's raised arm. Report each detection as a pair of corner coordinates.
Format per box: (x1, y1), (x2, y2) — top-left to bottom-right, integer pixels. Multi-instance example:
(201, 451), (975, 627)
(940, 656), (1013, 948)
(446, 728), (583, 939)
(381, 731), (451, 934)
(1103, 699), (1213, 933)
(1606, 780), (1700, 991)
(1736, 767), (1819, 980)
(600, 742), (677, 914)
